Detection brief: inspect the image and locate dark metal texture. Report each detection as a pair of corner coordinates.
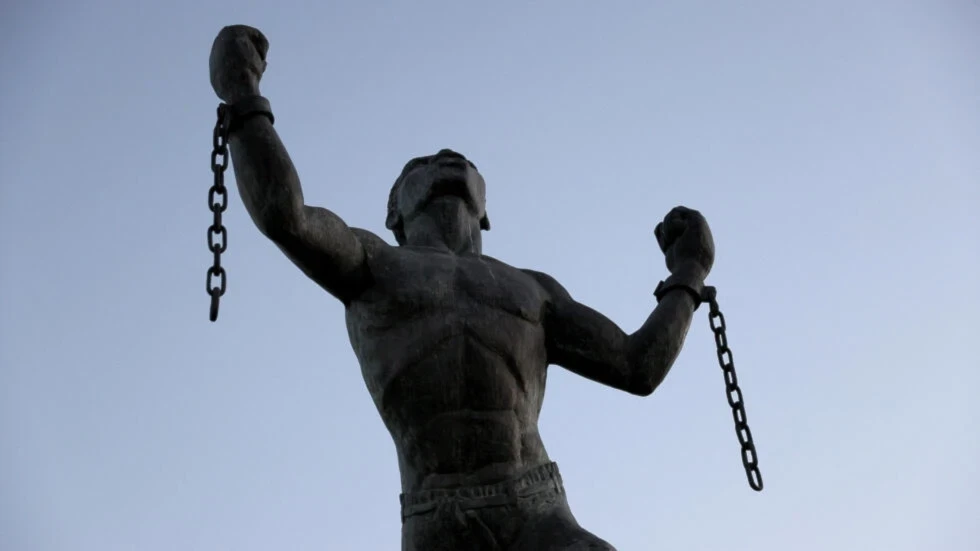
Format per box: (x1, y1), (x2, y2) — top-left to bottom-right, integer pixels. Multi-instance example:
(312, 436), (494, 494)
(703, 286), (763, 491)
(207, 104), (230, 322)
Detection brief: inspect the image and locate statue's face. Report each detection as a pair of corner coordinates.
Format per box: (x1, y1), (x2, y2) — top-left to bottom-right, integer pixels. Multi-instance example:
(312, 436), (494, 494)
(387, 149), (488, 230)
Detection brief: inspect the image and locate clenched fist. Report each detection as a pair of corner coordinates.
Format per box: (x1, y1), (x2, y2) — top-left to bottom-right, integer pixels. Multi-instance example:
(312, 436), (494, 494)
(209, 25), (269, 103)
(654, 206), (715, 279)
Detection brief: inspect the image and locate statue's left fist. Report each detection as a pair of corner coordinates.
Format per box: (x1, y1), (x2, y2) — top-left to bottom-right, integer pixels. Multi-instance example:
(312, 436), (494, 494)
(209, 25), (269, 103)
(654, 206), (715, 278)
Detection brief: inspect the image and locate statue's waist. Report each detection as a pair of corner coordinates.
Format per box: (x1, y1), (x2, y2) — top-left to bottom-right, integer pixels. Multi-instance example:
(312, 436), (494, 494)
(390, 413), (544, 477)
(399, 461), (564, 520)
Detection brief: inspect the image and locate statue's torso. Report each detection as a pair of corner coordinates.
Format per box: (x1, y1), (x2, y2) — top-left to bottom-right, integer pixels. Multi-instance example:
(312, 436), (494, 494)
(345, 244), (551, 493)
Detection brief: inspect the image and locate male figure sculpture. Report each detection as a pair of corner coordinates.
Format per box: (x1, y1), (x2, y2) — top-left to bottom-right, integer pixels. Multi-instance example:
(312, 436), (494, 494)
(211, 26), (716, 550)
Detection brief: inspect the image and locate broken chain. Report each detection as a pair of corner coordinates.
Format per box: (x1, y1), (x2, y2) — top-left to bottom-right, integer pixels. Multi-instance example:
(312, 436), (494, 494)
(702, 286), (763, 492)
(207, 104), (230, 322)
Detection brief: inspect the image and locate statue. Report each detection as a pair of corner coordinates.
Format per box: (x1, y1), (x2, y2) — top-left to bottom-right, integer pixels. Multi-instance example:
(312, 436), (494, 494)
(209, 25), (729, 550)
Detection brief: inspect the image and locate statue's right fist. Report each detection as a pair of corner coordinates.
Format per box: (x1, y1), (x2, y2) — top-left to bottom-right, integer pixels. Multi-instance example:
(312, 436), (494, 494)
(654, 206), (714, 278)
(209, 25), (269, 103)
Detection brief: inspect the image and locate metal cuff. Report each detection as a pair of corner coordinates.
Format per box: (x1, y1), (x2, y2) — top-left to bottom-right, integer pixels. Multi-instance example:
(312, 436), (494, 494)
(225, 95), (274, 132)
(654, 275), (705, 310)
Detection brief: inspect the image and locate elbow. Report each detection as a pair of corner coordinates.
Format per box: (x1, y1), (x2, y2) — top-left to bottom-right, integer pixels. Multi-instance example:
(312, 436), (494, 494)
(628, 380), (658, 397)
(259, 221), (291, 243)
(624, 338), (672, 397)
(627, 365), (666, 397)
(256, 211), (304, 244)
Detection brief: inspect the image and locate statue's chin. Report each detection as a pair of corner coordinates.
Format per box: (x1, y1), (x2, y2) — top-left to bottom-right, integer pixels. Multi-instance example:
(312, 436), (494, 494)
(421, 194), (469, 217)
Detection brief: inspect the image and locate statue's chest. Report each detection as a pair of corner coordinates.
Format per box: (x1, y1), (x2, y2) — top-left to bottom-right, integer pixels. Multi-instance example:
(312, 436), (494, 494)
(345, 249), (547, 403)
(348, 249), (545, 333)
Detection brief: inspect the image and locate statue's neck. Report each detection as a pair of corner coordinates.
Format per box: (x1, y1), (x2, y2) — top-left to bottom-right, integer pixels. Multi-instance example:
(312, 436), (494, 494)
(403, 199), (482, 255)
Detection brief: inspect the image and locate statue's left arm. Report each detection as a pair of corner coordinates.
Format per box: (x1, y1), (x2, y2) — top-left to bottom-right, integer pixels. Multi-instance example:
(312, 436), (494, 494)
(528, 270), (698, 395)
(527, 206), (715, 396)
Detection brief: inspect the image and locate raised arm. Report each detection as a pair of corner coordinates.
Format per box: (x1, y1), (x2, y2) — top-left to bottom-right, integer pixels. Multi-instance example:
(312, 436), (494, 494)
(528, 206), (715, 396)
(210, 26), (372, 303)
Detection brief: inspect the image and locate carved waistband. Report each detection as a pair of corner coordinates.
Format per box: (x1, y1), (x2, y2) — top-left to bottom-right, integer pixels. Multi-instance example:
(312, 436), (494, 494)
(399, 462), (564, 520)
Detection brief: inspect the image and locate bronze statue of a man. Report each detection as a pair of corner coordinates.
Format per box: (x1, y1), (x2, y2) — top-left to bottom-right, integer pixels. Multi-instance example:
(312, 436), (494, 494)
(210, 25), (716, 550)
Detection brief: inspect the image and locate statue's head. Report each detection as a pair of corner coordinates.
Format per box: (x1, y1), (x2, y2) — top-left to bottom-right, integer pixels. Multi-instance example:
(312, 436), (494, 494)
(386, 149), (491, 246)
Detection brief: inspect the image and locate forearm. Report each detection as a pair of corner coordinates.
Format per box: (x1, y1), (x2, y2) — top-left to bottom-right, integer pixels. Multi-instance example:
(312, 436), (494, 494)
(227, 115), (306, 239)
(625, 283), (701, 395)
(539, 205), (715, 396)
(534, 268), (701, 396)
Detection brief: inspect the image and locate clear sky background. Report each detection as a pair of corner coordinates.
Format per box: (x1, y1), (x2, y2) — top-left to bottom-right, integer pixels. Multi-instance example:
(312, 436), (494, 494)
(2, 1), (978, 550)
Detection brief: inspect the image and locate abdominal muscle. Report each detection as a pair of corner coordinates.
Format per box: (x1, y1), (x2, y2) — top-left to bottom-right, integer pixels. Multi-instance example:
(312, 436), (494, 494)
(400, 409), (550, 492)
(376, 335), (550, 493)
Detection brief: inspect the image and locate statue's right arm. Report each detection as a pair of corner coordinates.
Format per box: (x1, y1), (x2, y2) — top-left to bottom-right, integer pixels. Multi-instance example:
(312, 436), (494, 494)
(228, 116), (373, 304)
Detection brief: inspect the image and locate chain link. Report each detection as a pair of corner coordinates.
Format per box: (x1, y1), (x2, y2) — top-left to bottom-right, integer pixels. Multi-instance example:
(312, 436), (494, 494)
(702, 286), (763, 492)
(207, 104), (230, 321)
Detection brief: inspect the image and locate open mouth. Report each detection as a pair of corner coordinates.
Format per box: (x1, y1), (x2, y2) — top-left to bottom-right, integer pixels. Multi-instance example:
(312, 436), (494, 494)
(429, 181), (469, 200)
(425, 176), (476, 210)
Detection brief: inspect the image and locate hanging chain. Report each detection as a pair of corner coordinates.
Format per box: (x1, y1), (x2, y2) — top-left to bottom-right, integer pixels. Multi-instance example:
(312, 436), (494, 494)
(702, 286), (763, 492)
(207, 104), (230, 322)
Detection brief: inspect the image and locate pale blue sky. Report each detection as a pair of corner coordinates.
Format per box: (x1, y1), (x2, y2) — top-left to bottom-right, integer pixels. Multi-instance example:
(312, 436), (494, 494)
(2, 1), (978, 550)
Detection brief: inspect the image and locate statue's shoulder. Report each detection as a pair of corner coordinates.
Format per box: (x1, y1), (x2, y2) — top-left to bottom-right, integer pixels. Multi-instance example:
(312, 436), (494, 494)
(518, 268), (571, 300)
(351, 228), (393, 254)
